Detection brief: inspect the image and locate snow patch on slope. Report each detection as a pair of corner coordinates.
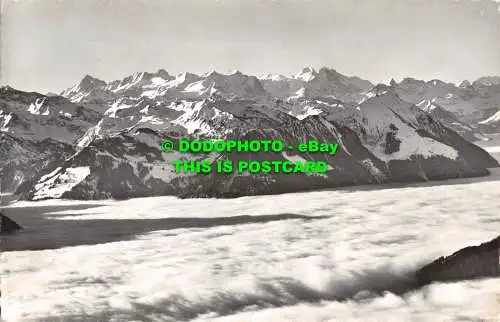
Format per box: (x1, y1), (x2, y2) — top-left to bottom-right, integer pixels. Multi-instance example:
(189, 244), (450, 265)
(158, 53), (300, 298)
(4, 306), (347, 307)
(58, 111), (73, 119)
(33, 167), (91, 200)
(139, 115), (164, 125)
(288, 104), (323, 120)
(373, 135), (459, 162)
(112, 72), (146, 93)
(172, 101), (211, 134)
(141, 89), (166, 99)
(184, 80), (212, 95)
(171, 100), (233, 136)
(104, 99), (133, 118)
(416, 100), (437, 112)
(358, 92), (459, 161)
(290, 87), (307, 100)
(0, 110), (13, 132)
(27, 98), (49, 116)
(77, 119), (104, 149)
(479, 110), (500, 125)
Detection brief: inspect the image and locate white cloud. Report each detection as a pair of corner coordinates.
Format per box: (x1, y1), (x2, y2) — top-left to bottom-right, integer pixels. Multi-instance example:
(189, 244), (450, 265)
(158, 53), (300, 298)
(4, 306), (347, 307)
(3, 162), (500, 321)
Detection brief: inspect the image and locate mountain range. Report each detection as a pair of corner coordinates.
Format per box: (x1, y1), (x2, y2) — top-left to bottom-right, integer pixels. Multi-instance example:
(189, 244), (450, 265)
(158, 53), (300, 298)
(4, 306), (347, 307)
(0, 67), (499, 200)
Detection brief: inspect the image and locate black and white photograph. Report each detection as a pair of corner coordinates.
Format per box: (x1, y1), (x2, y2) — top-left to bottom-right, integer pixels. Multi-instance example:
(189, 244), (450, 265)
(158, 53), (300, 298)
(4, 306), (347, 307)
(1, 0), (499, 321)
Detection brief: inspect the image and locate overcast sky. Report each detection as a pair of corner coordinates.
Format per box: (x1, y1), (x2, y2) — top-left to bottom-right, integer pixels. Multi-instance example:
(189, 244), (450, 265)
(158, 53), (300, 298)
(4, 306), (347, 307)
(1, 0), (500, 94)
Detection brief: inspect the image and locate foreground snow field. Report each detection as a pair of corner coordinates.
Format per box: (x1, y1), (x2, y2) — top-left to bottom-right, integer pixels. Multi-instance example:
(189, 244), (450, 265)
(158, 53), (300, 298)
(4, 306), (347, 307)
(2, 142), (500, 321)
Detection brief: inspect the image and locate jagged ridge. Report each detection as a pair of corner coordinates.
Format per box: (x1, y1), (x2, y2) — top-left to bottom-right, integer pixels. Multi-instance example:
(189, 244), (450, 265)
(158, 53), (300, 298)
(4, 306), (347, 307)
(1, 68), (498, 200)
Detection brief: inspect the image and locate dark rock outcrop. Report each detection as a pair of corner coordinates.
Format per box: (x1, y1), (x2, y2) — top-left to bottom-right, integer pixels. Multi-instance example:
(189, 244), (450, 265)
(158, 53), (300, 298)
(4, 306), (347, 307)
(416, 235), (500, 286)
(0, 212), (22, 235)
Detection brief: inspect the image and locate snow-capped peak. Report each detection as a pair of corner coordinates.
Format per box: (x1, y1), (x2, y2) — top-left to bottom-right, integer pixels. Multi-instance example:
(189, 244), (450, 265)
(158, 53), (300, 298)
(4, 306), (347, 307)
(79, 75), (106, 88)
(175, 72), (201, 84)
(459, 80), (472, 88)
(428, 79), (446, 87)
(294, 66), (317, 82)
(204, 70), (220, 78)
(110, 72), (150, 93)
(202, 71), (267, 98)
(475, 76), (500, 86)
(229, 69), (243, 76)
(259, 73), (287, 81)
(61, 75), (106, 98)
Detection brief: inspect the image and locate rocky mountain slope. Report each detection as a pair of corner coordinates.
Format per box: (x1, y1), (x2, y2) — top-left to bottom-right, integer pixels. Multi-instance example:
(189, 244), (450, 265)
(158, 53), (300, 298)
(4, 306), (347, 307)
(0, 86), (100, 192)
(390, 76), (500, 135)
(1, 68), (499, 200)
(416, 235), (500, 286)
